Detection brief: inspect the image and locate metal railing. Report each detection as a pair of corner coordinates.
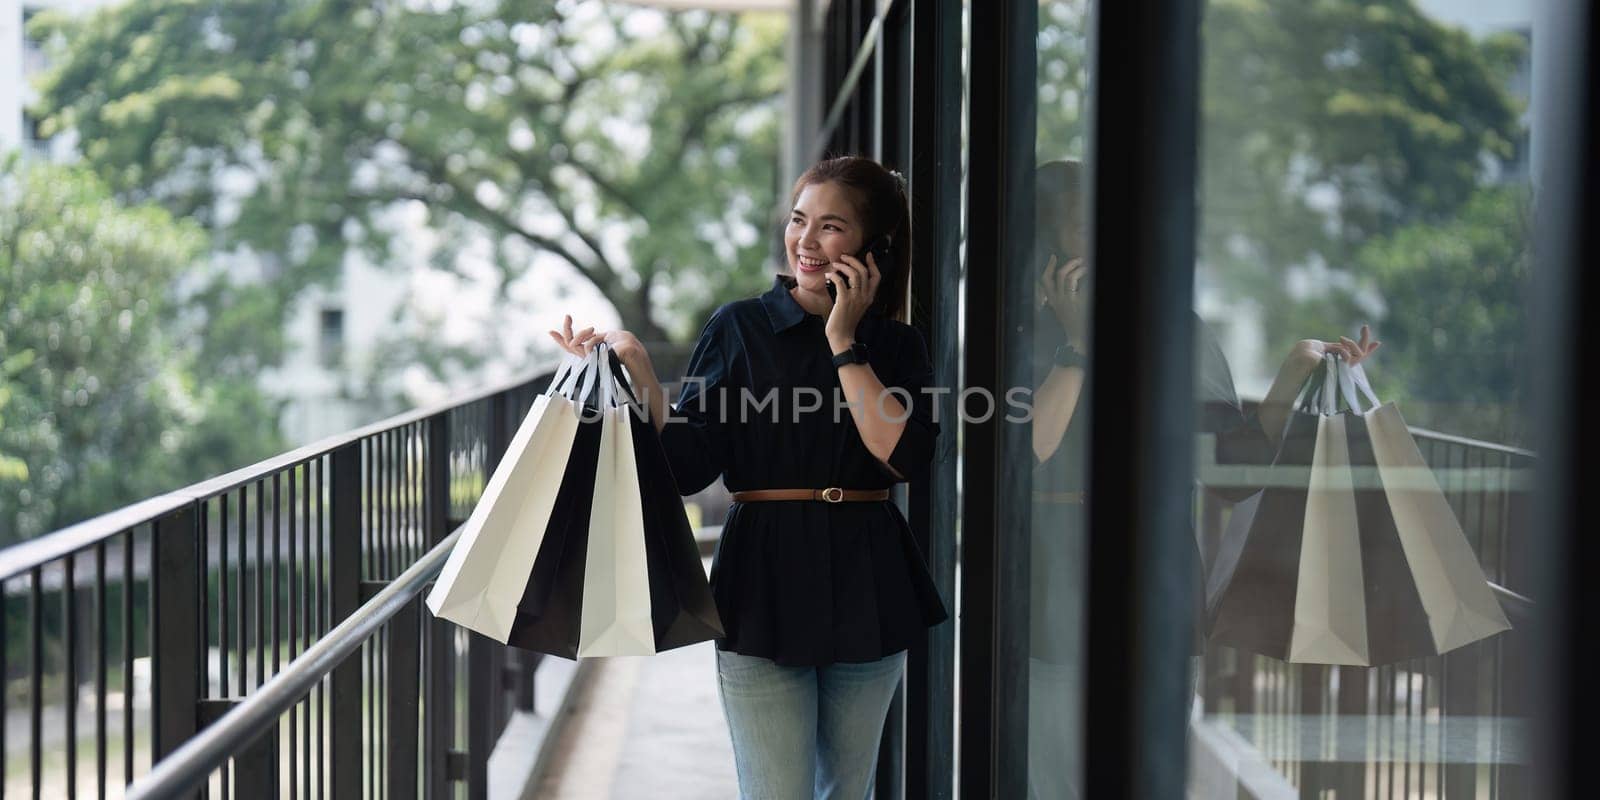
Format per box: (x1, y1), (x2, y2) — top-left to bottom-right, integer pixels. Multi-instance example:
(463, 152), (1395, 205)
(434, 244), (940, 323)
(124, 528), (461, 800)
(1, 364), (565, 799)
(1198, 427), (1538, 799)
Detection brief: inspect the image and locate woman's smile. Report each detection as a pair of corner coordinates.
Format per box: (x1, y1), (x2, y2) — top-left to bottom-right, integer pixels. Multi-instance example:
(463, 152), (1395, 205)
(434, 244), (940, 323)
(796, 253), (830, 272)
(785, 181), (866, 285)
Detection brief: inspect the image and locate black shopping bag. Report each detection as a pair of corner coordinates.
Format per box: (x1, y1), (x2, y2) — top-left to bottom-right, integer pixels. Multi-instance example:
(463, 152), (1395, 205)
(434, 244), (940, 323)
(505, 392), (606, 659)
(615, 360), (725, 651)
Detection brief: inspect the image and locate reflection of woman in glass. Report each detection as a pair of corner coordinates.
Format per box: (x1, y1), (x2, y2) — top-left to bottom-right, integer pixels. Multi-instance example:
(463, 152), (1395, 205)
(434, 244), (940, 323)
(1023, 158), (1098, 800)
(550, 156), (947, 799)
(1025, 159), (1379, 799)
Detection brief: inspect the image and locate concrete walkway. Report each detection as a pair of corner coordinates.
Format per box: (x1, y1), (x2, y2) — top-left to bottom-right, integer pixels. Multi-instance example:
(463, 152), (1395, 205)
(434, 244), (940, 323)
(535, 640), (738, 799)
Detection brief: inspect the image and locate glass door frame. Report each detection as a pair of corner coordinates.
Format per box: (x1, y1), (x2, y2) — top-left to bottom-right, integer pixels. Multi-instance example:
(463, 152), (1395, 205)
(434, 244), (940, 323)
(808, 2), (964, 798)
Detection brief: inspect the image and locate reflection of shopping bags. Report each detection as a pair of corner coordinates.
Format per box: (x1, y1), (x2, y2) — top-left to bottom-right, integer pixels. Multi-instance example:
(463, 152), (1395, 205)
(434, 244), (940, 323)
(1206, 355), (1510, 666)
(424, 351), (588, 642)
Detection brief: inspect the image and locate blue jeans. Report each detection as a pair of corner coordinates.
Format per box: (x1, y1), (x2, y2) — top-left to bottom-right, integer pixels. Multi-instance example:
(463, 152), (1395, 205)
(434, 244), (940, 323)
(1027, 656), (1083, 800)
(715, 648), (907, 800)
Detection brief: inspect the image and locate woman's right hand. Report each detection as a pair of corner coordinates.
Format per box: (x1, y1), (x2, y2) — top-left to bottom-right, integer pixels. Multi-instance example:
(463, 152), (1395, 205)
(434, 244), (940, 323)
(1038, 254), (1090, 344)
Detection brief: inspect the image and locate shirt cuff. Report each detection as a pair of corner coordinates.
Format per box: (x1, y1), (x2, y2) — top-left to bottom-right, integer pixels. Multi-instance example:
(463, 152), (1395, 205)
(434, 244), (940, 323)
(879, 417), (937, 483)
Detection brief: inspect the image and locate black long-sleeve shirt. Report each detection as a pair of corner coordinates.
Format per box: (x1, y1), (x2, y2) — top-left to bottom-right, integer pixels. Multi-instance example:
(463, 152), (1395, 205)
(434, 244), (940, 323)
(657, 272), (948, 667)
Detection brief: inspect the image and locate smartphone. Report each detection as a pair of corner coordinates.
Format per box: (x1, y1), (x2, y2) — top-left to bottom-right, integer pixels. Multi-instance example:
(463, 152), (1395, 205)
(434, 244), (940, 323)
(827, 235), (893, 301)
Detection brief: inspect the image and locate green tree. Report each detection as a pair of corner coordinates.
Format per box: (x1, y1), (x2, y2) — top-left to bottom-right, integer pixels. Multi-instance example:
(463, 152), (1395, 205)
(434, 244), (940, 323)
(1036, 0), (1091, 160)
(1356, 185), (1529, 444)
(0, 157), (284, 545)
(1197, 0), (1529, 433)
(31, 1), (787, 351)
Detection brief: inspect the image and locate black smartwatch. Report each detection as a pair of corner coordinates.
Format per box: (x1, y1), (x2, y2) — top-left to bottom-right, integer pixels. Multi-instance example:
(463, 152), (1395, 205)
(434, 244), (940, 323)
(831, 341), (870, 368)
(1052, 342), (1087, 370)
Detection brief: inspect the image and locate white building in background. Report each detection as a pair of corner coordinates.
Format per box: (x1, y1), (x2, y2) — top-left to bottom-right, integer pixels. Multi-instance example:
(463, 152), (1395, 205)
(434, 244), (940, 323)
(261, 248), (413, 445)
(1, 0), (21, 152)
(1, 0), (111, 159)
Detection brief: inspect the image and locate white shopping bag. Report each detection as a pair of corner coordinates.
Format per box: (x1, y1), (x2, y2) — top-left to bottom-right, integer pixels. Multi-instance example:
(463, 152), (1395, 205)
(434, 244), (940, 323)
(577, 345), (656, 657)
(1365, 400), (1511, 653)
(426, 349), (600, 642)
(1288, 413), (1370, 665)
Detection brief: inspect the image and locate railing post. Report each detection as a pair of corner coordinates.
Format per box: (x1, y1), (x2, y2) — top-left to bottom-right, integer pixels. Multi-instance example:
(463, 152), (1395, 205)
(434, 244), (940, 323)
(1333, 665), (1368, 795)
(329, 442), (363, 800)
(516, 651), (539, 712)
(1441, 645), (1481, 797)
(388, 595), (422, 800)
(197, 699), (277, 800)
(425, 413), (457, 800)
(467, 391), (512, 800)
(151, 503), (201, 798)
(233, 724), (279, 800)
(466, 633), (495, 800)
(1298, 665), (1326, 794)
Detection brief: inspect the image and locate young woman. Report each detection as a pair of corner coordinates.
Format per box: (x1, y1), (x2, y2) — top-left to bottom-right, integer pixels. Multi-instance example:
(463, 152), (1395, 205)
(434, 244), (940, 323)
(550, 156), (948, 798)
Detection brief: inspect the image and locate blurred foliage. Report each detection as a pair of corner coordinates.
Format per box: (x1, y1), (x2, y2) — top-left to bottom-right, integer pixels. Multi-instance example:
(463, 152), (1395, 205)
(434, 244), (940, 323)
(30, 0), (787, 347)
(1038, 0), (1530, 443)
(8, 1), (784, 543)
(1356, 185), (1530, 443)
(1197, 0), (1530, 441)
(0, 156), (286, 545)
(1035, 0), (1090, 160)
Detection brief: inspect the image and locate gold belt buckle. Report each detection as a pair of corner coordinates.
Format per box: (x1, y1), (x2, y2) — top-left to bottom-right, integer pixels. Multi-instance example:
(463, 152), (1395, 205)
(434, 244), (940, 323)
(820, 487), (844, 503)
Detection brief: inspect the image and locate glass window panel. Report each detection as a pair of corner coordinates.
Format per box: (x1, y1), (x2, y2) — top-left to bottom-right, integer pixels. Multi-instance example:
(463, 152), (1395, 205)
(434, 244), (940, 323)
(1027, 1), (1095, 796)
(1189, 1), (1537, 796)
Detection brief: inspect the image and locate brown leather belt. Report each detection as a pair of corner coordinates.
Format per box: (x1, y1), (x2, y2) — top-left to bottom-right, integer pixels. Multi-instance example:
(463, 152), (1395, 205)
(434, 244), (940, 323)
(1032, 490), (1087, 504)
(730, 488), (891, 504)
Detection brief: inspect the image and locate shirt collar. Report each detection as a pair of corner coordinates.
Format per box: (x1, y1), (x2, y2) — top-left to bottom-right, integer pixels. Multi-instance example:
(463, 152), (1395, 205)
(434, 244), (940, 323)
(760, 272), (885, 333)
(761, 273), (809, 333)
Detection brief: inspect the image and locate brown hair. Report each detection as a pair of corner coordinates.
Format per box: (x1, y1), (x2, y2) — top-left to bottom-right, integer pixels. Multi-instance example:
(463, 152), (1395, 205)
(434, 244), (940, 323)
(790, 156), (913, 323)
(1034, 158), (1087, 270)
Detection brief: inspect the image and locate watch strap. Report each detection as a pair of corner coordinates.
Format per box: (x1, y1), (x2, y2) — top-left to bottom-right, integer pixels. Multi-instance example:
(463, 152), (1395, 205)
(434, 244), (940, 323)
(832, 341), (869, 368)
(1053, 342), (1088, 369)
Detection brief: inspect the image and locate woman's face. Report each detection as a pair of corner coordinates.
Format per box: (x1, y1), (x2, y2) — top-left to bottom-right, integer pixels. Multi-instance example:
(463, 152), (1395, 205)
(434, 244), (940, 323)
(1037, 208), (1086, 265)
(785, 181), (866, 293)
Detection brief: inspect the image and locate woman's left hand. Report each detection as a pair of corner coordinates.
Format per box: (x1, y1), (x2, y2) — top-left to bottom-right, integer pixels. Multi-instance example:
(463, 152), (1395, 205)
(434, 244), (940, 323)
(1286, 324), (1382, 370)
(825, 252), (880, 347)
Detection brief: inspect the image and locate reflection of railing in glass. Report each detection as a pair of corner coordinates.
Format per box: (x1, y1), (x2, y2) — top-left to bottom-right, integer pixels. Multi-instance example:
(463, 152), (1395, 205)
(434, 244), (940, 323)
(1196, 421), (1535, 798)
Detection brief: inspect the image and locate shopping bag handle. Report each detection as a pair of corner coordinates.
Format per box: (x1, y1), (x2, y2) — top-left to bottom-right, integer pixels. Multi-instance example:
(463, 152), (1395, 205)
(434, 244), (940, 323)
(598, 342), (615, 410)
(1291, 358), (1329, 415)
(1347, 361), (1380, 409)
(574, 345), (603, 409)
(543, 352), (584, 398)
(541, 344), (643, 415)
(590, 343), (646, 414)
(1336, 357), (1381, 413)
(604, 349), (643, 411)
(546, 346), (602, 406)
(1294, 353), (1380, 416)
